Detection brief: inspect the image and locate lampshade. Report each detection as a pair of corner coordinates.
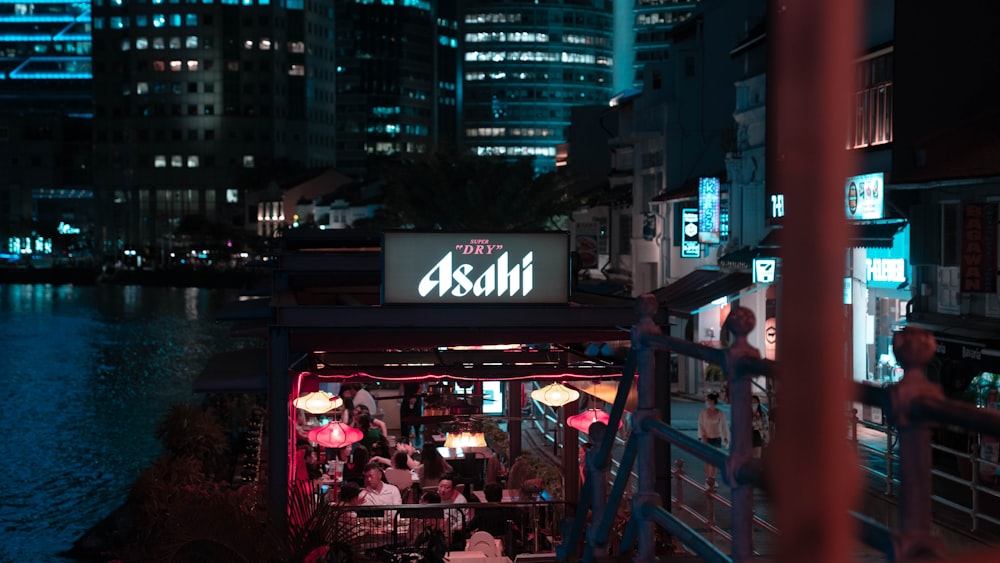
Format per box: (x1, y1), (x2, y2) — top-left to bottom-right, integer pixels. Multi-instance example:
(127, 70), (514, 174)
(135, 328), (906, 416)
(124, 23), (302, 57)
(530, 382), (580, 407)
(443, 431), (487, 448)
(567, 408), (621, 433)
(307, 421), (364, 449)
(293, 391), (344, 414)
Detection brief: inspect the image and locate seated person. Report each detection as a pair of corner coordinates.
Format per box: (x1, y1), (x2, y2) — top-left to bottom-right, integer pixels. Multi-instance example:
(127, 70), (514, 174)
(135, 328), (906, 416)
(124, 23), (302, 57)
(359, 462), (402, 506)
(342, 445), (370, 487)
(353, 403), (389, 435)
(437, 475), (470, 533)
(463, 482), (512, 538)
(356, 412), (390, 459)
(416, 443), (453, 493)
(383, 451), (418, 499)
(409, 491), (449, 553)
(372, 441), (420, 470)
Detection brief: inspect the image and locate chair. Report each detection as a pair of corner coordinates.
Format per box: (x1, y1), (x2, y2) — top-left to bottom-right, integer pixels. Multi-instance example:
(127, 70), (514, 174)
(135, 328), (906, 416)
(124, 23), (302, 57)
(466, 531), (501, 557)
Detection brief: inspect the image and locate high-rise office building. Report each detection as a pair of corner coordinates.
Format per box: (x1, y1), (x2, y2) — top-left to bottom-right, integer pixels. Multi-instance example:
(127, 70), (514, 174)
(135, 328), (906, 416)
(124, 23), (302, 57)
(631, 0), (699, 88)
(89, 0), (337, 254)
(0, 1), (92, 115)
(334, 0), (460, 178)
(461, 0), (614, 173)
(0, 2), (93, 260)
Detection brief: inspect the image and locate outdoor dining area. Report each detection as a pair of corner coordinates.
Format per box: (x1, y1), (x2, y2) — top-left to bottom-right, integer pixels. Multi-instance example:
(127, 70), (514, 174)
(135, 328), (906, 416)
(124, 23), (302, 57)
(288, 385), (570, 563)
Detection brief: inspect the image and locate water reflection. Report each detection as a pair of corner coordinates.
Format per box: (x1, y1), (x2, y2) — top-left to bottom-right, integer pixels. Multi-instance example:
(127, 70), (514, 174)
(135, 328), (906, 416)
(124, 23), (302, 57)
(0, 284), (251, 561)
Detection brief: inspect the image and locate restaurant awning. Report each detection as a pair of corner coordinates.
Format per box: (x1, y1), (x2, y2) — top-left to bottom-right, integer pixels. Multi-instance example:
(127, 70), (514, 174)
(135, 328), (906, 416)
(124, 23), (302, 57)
(652, 269), (756, 318)
(759, 220), (906, 249)
(193, 348), (268, 393)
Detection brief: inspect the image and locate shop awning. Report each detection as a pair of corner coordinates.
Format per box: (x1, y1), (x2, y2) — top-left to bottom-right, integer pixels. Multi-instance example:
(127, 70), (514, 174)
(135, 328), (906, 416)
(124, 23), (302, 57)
(193, 348), (268, 393)
(652, 270), (756, 318)
(758, 220), (906, 249)
(899, 316), (1000, 373)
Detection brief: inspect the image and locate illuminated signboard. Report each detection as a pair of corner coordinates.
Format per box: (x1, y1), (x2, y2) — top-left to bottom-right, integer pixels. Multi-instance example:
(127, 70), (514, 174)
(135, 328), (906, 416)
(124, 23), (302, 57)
(382, 232), (570, 304)
(753, 258), (777, 284)
(681, 208), (700, 258)
(698, 177), (721, 244)
(866, 224), (911, 289)
(845, 172), (885, 220)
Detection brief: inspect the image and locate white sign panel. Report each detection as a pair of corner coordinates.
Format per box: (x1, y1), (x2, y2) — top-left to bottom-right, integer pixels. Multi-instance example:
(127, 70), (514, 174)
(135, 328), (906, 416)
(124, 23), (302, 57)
(845, 172), (885, 220)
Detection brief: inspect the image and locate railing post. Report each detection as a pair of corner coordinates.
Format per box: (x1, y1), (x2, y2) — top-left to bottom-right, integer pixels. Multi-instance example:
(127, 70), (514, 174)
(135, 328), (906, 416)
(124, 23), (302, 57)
(632, 294), (663, 563)
(970, 444), (981, 533)
(850, 408), (859, 445)
(885, 425), (895, 496)
(723, 307), (761, 561)
(585, 422), (610, 558)
(889, 327), (945, 561)
(673, 459), (685, 511)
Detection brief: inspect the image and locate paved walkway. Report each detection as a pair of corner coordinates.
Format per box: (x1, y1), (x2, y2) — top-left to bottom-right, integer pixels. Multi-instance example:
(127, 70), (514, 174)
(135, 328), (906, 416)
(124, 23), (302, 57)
(521, 396), (892, 561)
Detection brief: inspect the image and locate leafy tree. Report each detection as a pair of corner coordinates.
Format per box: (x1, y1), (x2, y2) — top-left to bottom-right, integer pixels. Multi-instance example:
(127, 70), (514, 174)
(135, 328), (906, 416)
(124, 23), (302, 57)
(371, 151), (582, 231)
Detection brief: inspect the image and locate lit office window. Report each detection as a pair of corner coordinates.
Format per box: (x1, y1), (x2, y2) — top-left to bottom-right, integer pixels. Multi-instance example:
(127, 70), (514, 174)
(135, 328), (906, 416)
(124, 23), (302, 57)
(170, 37), (181, 49)
(187, 156), (200, 168)
(153, 37), (165, 49)
(260, 38), (271, 50)
(137, 82), (149, 94)
(111, 17), (125, 29)
(121, 39), (131, 51)
(171, 155), (183, 167)
(154, 155), (167, 167)
(288, 41), (305, 53)
(185, 14), (198, 26)
(288, 64), (304, 76)
(243, 155), (255, 168)
(136, 14), (148, 26)
(170, 60), (182, 71)
(187, 60), (198, 71)
(153, 60), (165, 71)
(186, 36), (198, 48)
(153, 14), (166, 27)
(136, 37), (149, 49)
(244, 40), (253, 49)
(170, 14), (181, 26)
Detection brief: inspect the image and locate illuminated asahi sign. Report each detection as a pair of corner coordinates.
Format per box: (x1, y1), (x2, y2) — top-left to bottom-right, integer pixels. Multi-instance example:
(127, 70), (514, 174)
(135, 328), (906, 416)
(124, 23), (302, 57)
(383, 232), (569, 304)
(419, 245), (533, 298)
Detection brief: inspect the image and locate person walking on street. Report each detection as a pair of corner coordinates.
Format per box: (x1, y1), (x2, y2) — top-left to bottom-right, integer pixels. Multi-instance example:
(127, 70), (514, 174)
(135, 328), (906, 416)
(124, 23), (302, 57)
(751, 395), (769, 459)
(698, 392), (729, 486)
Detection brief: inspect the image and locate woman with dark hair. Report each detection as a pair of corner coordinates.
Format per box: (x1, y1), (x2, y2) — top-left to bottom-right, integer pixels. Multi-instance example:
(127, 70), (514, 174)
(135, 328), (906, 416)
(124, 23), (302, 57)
(356, 412), (389, 458)
(416, 443), (452, 493)
(751, 395), (769, 458)
(343, 444), (370, 487)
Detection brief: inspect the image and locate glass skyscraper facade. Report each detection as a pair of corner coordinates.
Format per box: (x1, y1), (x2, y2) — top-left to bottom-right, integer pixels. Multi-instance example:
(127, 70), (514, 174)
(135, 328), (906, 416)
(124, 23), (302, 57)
(334, 0), (460, 178)
(0, 1), (92, 115)
(461, 0), (614, 173)
(632, 0), (699, 88)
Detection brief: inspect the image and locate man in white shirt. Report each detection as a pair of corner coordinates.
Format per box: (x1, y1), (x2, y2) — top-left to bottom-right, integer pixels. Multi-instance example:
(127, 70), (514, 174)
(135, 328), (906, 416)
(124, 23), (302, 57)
(437, 476), (470, 532)
(360, 463), (402, 506)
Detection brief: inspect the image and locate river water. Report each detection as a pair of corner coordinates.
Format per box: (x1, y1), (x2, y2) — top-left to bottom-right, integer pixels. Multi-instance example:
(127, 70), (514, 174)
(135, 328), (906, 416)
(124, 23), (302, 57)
(0, 284), (251, 562)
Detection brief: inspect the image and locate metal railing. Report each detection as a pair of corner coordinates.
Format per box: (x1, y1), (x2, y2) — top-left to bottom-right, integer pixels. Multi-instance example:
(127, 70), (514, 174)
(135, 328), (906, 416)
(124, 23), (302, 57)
(557, 297), (1000, 562)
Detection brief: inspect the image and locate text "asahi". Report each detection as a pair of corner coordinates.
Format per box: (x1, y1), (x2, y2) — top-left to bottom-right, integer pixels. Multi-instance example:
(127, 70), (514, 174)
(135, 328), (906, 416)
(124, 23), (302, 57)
(419, 251), (533, 298)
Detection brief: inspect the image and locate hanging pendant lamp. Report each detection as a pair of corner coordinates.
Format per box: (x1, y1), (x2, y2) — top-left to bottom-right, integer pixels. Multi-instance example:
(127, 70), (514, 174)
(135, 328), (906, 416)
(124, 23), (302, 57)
(293, 390), (344, 414)
(307, 421), (364, 449)
(531, 382), (580, 408)
(567, 408), (621, 433)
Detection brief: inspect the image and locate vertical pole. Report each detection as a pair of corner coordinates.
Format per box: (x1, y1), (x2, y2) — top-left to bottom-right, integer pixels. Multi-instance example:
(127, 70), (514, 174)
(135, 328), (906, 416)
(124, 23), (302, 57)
(769, 0), (859, 562)
(724, 307), (762, 560)
(891, 328), (945, 559)
(564, 397), (581, 505)
(268, 325), (290, 525)
(508, 381), (522, 461)
(632, 294), (662, 563)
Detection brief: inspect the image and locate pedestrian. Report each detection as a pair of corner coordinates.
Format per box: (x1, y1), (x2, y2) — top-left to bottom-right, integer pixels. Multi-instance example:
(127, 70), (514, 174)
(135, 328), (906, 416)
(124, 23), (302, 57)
(698, 392), (729, 486)
(751, 395), (769, 458)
